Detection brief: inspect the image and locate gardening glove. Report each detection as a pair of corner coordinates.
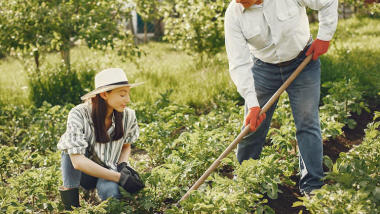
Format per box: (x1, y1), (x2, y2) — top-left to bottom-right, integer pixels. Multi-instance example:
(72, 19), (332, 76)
(306, 39), (330, 61)
(245, 106), (266, 132)
(118, 166), (145, 194)
(117, 162), (128, 172)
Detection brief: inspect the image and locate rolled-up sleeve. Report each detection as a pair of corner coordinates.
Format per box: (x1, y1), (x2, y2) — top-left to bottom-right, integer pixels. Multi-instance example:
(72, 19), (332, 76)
(225, 5), (259, 109)
(298, 0), (338, 41)
(57, 107), (88, 154)
(123, 109), (139, 144)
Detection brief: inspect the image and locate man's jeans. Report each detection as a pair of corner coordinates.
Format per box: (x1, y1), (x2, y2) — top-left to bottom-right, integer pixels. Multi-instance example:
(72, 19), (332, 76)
(237, 51), (324, 192)
(61, 152), (122, 201)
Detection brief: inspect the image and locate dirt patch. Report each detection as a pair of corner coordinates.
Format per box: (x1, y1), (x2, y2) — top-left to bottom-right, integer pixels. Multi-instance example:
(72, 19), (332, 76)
(265, 104), (379, 214)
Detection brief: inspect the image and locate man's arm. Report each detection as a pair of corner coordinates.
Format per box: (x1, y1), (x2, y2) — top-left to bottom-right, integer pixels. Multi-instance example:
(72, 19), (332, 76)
(298, 0), (339, 41)
(300, 0), (339, 59)
(224, 6), (259, 109)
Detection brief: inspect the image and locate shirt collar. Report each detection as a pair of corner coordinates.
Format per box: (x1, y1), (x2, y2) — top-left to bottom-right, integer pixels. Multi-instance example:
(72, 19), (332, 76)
(241, 4), (263, 13)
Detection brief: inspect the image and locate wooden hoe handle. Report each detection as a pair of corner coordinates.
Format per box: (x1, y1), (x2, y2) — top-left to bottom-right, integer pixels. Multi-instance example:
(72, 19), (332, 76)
(176, 54), (313, 207)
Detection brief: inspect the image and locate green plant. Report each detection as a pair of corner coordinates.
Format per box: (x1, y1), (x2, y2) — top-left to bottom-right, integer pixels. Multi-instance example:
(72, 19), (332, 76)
(0, 102), (73, 152)
(295, 111), (380, 213)
(164, 0), (228, 64)
(321, 78), (370, 129)
(21, 102), (74, 153)
(0, 0), (141, 69)
(27, 63), (96, 107)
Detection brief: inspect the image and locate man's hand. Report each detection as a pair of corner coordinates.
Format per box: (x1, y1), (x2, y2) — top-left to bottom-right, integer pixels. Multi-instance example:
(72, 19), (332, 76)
(245, 107), (266, 132)
(306, 39), (330, 60)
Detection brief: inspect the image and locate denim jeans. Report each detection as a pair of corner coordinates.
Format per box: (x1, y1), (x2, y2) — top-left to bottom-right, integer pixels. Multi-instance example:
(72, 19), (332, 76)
(237, 48), (324, 192)
(61, 152), (122, 201)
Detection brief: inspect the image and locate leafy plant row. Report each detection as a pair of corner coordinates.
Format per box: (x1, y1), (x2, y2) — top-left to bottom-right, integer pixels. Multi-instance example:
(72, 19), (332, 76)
(0, 79), (372, 213)
(295, 111), (380, 213)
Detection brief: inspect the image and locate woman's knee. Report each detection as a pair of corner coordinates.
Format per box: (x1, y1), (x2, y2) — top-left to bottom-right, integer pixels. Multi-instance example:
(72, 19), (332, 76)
(97, 180), (122, 201)
(61, 153), (82, 188)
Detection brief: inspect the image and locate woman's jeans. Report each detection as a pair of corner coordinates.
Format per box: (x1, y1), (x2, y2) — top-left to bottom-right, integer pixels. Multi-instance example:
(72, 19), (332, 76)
(61, 152), (122, 201)
(237, 51), (324, 193)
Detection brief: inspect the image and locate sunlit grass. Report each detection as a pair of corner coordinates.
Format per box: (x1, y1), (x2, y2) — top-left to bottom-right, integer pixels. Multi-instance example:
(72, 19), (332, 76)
(0, 42), (236, 110)
(1, 17), (379, 107)
(0, 57), (30, 106)
(310, 17), (380, 99)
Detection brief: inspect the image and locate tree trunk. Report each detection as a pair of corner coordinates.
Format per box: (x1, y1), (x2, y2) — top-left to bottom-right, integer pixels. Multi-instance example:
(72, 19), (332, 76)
(154, 17), (164, 41)
(343, 4), (346, 19)
(60, 42), (71, 70)
(144, 22), (148, 43)
(34, 49), (40, 69)
(128, 19), (138, 45)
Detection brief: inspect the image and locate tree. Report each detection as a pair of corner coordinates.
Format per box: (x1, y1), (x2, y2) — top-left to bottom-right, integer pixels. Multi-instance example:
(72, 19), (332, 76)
(0, 0), (141, 70)
(164, 0), (228, 64)
(135, 0), (164, 43)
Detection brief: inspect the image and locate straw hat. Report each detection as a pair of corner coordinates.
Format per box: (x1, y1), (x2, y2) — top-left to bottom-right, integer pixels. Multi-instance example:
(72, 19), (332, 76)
(81, 68), (144, 101)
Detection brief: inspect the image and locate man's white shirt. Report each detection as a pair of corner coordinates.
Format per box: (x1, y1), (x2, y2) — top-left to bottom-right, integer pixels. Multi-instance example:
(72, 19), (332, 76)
(225, 0), (338, 108)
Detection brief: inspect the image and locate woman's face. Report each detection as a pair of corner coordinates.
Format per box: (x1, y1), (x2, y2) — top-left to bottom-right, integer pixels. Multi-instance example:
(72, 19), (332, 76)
(104, 86), (131, 113)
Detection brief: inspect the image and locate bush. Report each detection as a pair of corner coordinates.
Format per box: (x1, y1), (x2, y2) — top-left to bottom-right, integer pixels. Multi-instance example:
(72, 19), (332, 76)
(27, 63), (96, 107)
(164, 0), (228, 63)
(0, 102), (73, 153)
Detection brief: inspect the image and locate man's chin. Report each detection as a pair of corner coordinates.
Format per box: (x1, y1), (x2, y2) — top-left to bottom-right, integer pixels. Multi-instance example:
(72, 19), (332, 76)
(243, 3), (253, 8)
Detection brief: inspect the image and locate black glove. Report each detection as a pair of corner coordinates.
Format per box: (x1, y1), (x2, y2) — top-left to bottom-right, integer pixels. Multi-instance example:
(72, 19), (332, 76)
(117, 163), (145, 194)
(117, 162), (129, 172)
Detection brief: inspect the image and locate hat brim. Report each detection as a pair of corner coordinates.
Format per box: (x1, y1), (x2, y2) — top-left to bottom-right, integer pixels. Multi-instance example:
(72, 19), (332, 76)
(81, 82), (144, 101)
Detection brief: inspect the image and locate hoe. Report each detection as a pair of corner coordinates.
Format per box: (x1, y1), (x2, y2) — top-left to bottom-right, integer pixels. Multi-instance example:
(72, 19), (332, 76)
(176, 54), (313, 207)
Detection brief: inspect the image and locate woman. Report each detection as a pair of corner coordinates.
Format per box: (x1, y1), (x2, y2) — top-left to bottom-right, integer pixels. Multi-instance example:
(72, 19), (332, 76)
(57, 68), (145, 210)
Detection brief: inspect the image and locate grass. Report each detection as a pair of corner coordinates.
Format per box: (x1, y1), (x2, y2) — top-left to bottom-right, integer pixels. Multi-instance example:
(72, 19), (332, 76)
(1, 17), (379, 108)
(310, 17), (380, 101)
(0, 57), (29, 106)
(0, 42), (236, 111)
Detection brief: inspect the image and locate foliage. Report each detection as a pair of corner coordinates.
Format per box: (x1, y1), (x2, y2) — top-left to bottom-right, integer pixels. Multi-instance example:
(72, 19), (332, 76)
(367, 2), (380, 17)
(268, 93), (344, 156)
(168, 153), (294, 214)
(164, 0), (228, 62)
(0, 102), (73, 152)
(320, 78), (370, 129)
(0, 151), (61, 213)
(133, 0), (166, 43)
(27, 63), (96, 107)
(339, 0), (380, 17)
(0, 0), (141, 68)
(295, 111), (380, 213)
(0, 88), (375, 213)
(310, 17), (380, 101)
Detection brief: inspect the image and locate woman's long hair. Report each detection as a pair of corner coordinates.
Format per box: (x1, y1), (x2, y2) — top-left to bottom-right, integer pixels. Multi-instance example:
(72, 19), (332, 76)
(91, 93), (124, 143)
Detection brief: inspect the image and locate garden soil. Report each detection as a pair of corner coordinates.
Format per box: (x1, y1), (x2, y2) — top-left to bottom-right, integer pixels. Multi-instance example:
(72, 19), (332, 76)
(266, 103), (380, 214)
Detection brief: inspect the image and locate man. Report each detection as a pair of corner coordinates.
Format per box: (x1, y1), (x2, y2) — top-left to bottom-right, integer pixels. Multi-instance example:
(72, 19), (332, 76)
(224, 0), (338, 196)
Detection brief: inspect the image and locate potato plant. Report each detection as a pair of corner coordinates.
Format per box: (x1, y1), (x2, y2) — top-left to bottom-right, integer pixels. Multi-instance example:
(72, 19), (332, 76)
(0, 85), (376, 213)
(295, 111), (380, 213)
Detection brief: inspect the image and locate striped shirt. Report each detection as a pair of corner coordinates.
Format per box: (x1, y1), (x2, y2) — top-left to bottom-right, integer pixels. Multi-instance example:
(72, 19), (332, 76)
(57, 101), (139, 171)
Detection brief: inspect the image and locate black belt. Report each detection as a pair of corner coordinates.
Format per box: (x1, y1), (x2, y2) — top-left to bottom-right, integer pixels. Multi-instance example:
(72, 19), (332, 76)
(265, 38), (312, 67)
